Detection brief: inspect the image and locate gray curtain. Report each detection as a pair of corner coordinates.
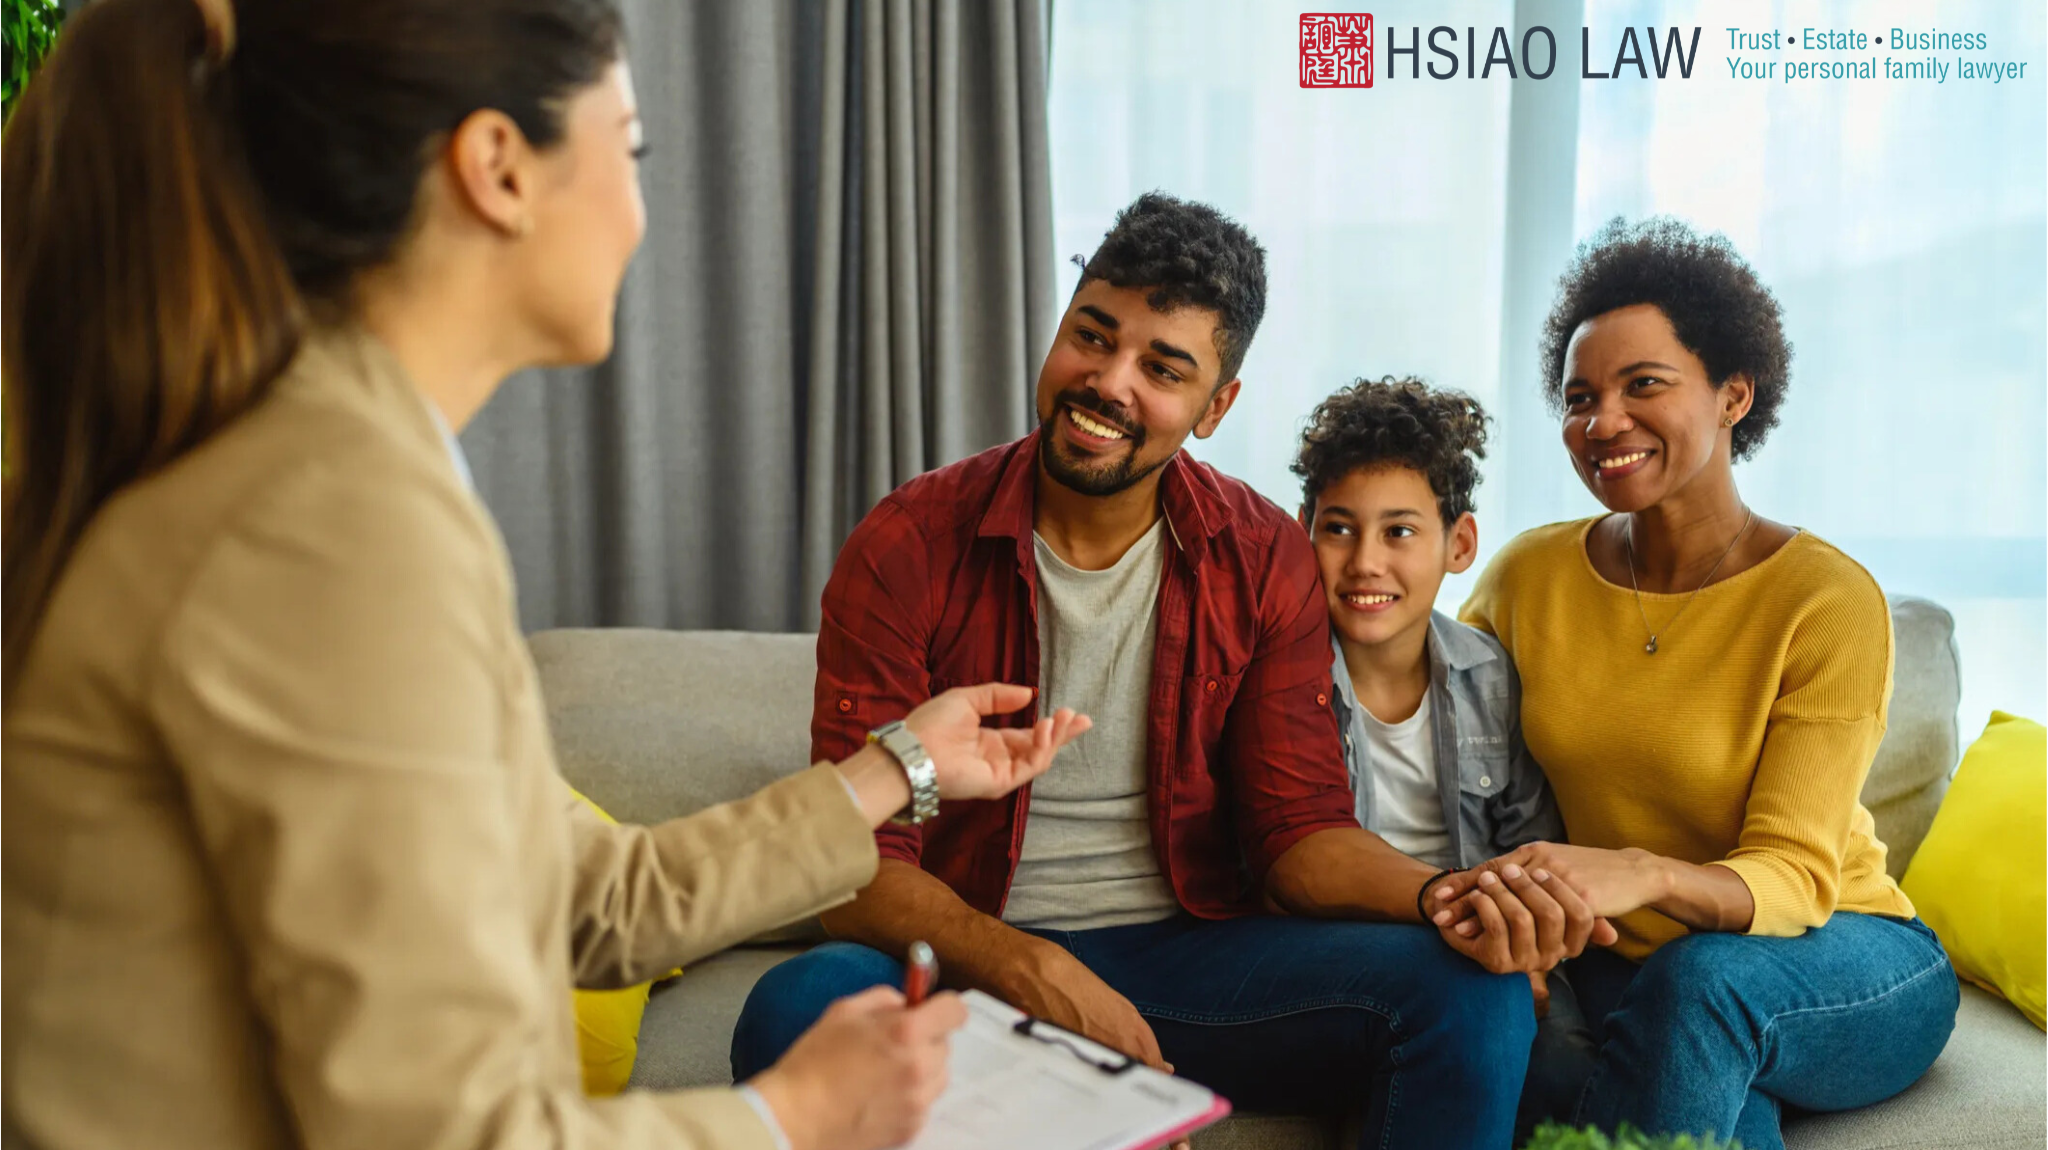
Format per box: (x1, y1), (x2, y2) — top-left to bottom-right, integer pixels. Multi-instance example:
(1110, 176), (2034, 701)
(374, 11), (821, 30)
(461, 0), (1057, 634)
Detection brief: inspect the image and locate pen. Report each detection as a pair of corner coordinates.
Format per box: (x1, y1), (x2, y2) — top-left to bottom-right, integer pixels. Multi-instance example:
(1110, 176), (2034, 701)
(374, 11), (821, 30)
(905, 940), (938, 1006)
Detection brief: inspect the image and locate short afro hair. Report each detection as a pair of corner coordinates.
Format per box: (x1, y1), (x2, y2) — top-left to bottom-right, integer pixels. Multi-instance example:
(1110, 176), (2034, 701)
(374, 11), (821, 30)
(1292, 377), (1490, 526)
(1074, 191), (1268, 383)
(1540, 217), (1792, 461)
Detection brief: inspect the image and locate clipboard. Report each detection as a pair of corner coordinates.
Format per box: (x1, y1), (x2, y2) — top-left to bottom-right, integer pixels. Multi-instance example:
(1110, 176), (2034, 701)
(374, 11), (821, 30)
(900, 990), (1232, 1150)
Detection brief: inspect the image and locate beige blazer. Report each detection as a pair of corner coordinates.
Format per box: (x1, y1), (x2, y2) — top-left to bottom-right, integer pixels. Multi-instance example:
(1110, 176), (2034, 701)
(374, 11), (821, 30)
(2, 328), (879, 1149)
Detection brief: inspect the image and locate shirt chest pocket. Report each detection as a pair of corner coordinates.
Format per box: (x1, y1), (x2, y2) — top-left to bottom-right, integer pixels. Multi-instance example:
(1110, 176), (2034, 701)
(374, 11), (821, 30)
(1455, 737), (1511, 798)
(1450, 685), (1515, 798)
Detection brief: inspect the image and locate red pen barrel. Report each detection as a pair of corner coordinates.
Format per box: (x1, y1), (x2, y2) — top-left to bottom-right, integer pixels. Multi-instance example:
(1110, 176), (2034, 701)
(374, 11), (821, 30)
(904, 940), (937, 1005)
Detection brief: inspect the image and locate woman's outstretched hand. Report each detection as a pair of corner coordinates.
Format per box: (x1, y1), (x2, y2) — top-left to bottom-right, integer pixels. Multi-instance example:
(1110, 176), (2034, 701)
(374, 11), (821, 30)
(1432, 842), (1657, 933)
(1439, 841), (1758, 936)
(906, 683), (1090, 801)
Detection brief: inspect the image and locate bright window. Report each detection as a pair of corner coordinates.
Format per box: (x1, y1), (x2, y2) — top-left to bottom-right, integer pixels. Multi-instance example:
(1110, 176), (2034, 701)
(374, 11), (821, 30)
(1049, 0), (2045, 729)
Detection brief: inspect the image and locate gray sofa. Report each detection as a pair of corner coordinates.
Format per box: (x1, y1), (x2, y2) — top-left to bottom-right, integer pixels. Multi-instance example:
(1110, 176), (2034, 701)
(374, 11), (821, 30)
(532, 596), (2046, 1150)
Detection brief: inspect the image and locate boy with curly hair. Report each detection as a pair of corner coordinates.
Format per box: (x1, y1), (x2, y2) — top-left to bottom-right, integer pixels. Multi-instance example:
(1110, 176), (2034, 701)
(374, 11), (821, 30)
(1294, 376), (1595, 1139)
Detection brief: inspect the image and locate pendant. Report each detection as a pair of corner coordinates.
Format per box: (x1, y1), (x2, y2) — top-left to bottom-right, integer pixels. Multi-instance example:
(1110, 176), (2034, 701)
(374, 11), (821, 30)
(1645, 638), (1659, 654)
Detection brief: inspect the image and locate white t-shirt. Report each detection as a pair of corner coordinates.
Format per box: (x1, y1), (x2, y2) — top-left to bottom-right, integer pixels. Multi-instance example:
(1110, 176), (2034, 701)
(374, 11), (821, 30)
(1359, 693), (1455, 870)
(1002, 522), (1181, 932)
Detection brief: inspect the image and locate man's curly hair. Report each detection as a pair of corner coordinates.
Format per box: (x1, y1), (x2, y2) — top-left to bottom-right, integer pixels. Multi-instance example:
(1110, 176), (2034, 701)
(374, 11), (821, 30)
(1075, 191), (1268, 383)
(1292, 377), (1490, 526)
(1540, 217), (1792, 461)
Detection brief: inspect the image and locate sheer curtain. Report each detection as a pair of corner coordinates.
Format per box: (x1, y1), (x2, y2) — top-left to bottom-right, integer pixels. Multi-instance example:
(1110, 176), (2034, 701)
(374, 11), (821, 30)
(1049, 0), (1517, 540)
(1562, 0), (2046, 733)
(1049, 0), (2044, 729)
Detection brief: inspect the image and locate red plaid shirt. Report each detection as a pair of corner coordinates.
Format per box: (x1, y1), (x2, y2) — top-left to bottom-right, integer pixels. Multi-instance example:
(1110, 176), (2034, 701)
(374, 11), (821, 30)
(812, 431), (1356, 920)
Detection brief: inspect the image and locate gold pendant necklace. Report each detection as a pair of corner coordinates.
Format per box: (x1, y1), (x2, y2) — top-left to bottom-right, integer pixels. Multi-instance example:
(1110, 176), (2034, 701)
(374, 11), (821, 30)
(1624, 510), (1754, 655)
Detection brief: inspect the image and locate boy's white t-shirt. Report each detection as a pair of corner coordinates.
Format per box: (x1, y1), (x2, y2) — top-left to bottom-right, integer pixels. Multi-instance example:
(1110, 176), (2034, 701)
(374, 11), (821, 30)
(1358, 694), (1456, 870)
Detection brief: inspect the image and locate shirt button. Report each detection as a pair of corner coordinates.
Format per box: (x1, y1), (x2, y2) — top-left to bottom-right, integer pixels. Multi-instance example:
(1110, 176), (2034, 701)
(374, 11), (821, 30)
(837, 698), (853, 714)
(1205, 679), (1218, 693)
(1479, 775), (1493, 788)
(1315, 692), (1329, 707)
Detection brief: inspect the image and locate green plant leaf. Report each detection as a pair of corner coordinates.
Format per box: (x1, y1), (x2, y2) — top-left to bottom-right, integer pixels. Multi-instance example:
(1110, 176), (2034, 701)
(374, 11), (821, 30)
(1, 0), (66, 124)
(1522, 1122), (1746, 1150)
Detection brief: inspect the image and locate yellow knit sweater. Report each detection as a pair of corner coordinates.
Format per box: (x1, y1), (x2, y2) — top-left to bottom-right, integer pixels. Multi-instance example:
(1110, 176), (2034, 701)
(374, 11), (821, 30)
(1461, 517), (1915, 960)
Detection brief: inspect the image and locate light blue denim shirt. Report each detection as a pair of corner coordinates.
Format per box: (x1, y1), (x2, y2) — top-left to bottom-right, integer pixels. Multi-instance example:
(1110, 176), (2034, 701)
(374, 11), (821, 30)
(423, 402), (475, 493)
(1329, 610), (1564, 868)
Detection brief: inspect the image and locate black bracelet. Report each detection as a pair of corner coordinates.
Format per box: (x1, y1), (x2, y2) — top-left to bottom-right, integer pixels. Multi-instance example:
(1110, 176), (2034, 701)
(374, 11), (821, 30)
(1417, 867), (1460, 923)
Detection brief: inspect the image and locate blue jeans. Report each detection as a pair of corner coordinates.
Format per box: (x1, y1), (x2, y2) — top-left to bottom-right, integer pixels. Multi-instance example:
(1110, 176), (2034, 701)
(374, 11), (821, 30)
(1520, 968), (1598, 1145)
(1564, 914), (1958, 1150)
(732, 915), (1536, 1150)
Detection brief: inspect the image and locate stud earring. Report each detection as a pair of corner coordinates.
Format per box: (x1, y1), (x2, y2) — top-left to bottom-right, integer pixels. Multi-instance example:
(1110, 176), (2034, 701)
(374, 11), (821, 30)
(1722, 416), (1736, 427)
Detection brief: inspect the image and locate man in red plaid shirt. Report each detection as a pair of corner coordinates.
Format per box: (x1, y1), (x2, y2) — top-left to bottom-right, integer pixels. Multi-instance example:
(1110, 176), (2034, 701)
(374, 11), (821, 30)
(733, 195), (1591, 1149)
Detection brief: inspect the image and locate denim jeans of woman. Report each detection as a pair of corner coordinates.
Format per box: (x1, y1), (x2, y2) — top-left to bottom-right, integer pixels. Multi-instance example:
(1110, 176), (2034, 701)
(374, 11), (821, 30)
(1562, 913), (1958, 1150)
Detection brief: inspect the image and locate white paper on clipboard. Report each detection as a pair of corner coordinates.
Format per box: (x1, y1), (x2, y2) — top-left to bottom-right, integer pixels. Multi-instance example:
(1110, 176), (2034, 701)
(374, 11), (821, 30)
(898, 990), (1231, 1150)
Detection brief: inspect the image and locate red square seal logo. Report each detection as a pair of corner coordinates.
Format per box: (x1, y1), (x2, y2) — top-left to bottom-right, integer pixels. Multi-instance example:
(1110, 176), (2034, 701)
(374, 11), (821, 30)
(1300, 13), (1373, 88)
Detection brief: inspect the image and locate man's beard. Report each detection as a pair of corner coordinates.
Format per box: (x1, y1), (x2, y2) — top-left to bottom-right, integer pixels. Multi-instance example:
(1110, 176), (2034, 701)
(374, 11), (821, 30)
(1037, 394), (1166, 497)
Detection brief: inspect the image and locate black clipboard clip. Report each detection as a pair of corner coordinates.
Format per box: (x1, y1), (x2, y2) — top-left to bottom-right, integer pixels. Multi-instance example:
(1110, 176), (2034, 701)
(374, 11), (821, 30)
(1011, 1015), (1137, 1075)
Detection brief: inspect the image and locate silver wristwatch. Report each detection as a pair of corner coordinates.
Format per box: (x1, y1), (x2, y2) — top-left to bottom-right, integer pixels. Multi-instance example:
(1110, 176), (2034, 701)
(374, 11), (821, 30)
(868, 720), (939, 825)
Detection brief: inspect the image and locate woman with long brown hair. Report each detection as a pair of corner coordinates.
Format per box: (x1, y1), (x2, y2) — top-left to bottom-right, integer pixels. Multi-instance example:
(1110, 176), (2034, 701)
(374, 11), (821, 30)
(0, 3), (1087, 1148)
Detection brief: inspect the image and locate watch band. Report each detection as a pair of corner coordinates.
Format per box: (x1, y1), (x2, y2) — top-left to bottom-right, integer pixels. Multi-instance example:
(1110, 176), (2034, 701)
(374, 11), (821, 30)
(868, 720), (939, 826)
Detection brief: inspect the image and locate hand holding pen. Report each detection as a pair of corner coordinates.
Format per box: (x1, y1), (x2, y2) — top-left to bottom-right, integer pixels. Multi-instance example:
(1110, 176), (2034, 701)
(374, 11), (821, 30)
(747, 939), (965, 1150)
(905, 940), (938, 1005)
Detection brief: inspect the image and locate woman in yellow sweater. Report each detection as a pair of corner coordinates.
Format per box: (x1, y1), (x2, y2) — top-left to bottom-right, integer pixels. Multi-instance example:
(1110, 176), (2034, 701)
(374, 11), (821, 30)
(1449, 219), (1957, 1150)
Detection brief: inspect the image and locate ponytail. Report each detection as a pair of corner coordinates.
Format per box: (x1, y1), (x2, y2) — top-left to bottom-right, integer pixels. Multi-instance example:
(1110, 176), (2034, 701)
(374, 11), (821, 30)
(1, 0), (302, 697)
(3, 0), (625, 699)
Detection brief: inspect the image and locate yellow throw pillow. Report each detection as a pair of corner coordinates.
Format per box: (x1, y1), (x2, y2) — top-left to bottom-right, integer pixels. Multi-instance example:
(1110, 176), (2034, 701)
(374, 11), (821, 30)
(1902, 711), (2046, 1029)
(566, 786), (675, 1095)
(574, 982), (655, 1097)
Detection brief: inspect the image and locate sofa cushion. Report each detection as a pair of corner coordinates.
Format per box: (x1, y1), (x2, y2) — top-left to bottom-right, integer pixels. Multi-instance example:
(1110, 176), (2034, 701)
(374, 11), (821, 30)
(631, 946), (804, 1093)
(1192, 1116), (1343, 1149)
(530, 629), (818, 825)
(531, 629), (834, 944)
(528, 598), (1960, 874)
(1865, 597), (1964, 877)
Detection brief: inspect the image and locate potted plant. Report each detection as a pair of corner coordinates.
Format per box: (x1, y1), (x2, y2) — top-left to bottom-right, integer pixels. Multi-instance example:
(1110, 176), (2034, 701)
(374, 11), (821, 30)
(1524, 1124), (1745, 1150)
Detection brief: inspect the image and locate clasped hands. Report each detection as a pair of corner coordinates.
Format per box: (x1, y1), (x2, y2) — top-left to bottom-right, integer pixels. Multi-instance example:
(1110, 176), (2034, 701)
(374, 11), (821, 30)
(1422, 842), (1671, 989)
